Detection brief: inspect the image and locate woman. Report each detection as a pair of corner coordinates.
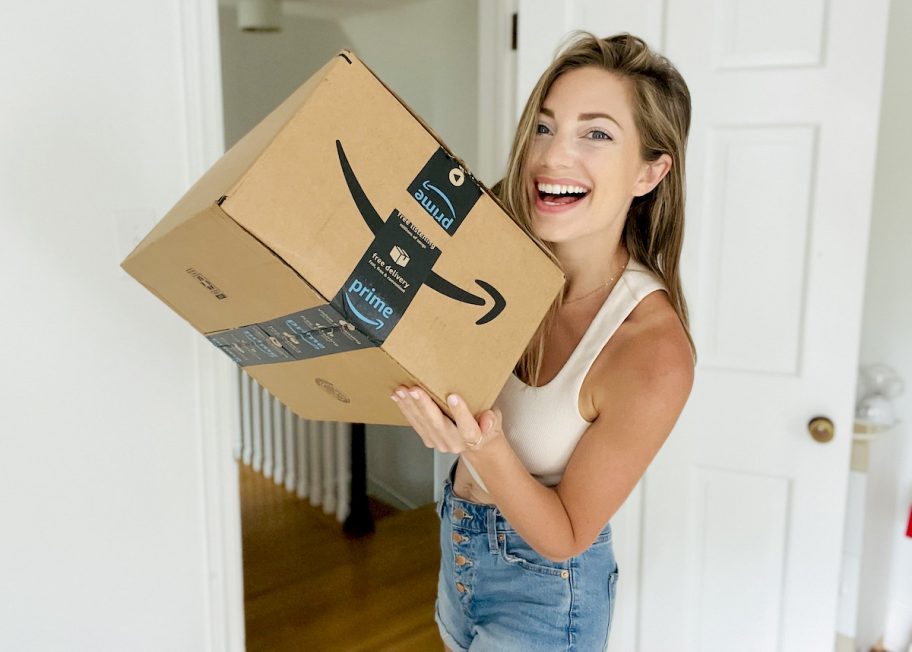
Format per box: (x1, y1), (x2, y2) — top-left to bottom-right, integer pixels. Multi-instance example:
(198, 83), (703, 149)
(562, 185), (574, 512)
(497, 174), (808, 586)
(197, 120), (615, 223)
(392, 32), (695, 651)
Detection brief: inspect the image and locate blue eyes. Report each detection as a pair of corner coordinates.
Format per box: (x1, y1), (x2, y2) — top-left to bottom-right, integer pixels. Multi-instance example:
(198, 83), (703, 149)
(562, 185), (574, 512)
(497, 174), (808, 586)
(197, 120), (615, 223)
(534, 123), (613, 141)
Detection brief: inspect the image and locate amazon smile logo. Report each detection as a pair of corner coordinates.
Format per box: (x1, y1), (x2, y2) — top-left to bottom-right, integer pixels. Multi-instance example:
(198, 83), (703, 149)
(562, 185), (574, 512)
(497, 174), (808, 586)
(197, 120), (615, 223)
(343, 279), (393, 331)
(414, 180), (456, 230)
(335, 140), (506, 326)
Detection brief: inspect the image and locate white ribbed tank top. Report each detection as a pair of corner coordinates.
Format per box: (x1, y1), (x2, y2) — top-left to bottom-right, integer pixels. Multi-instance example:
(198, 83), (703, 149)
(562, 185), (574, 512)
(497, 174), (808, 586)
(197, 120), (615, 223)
(461, 259), (667, 493)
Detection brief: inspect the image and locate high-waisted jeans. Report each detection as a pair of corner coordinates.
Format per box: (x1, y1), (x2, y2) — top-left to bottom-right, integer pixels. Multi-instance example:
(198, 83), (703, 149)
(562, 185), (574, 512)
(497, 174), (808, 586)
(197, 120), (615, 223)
(434, 463), (619, 651)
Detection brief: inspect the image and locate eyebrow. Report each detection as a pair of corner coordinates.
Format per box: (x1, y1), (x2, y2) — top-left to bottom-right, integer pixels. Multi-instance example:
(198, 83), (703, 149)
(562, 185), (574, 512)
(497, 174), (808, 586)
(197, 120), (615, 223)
(540, 107), (623, 130)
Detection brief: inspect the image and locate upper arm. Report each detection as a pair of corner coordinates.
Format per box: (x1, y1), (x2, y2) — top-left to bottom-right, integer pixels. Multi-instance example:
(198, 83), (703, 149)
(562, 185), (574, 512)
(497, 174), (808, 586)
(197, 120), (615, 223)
(554, 311), (694, 557)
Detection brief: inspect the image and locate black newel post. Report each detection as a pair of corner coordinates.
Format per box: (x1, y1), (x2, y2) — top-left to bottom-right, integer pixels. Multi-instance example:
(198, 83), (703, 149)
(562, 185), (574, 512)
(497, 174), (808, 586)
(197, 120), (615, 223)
(343, 422), (374, 537)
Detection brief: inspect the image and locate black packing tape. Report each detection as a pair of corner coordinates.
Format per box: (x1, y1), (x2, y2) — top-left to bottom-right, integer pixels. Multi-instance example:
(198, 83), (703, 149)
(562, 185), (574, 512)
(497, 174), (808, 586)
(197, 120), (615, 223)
(408, 147), (481, 236)
(330, 208), (441, 345)
(207, 209), (440, 367)
(207, 304), (373, 367)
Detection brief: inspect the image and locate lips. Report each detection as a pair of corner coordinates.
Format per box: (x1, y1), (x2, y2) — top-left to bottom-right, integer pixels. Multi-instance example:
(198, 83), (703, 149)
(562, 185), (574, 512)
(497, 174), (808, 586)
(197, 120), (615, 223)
(533, 178), (591, 213)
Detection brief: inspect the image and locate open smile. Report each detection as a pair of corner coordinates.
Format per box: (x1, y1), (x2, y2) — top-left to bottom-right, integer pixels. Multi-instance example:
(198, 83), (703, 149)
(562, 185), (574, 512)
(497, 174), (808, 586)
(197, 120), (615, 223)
(533, 179), (591, 213)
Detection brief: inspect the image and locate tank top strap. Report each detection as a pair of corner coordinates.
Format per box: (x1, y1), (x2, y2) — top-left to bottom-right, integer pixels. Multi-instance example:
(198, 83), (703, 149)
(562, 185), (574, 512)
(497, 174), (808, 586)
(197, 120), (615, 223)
(562, 259), (668, 396)
(458, 260), (667, 495)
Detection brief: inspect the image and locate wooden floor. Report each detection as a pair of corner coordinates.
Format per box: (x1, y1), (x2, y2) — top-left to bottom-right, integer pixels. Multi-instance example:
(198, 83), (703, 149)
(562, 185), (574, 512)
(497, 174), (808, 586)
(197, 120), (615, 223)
(240, 464), (443, 651)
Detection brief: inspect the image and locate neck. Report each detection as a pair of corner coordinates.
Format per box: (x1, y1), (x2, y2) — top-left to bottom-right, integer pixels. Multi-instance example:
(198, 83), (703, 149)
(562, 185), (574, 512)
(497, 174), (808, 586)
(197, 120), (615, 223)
(552, 238), (629, 301)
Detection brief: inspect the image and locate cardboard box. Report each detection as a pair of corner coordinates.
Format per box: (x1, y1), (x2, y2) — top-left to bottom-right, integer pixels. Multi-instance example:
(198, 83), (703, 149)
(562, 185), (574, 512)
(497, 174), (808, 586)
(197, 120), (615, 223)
(122, 50), (564, 425)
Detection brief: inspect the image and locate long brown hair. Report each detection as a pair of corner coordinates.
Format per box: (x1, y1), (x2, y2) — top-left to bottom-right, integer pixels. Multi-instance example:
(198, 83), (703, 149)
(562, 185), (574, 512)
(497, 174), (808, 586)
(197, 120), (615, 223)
(494, 32), (696, 385)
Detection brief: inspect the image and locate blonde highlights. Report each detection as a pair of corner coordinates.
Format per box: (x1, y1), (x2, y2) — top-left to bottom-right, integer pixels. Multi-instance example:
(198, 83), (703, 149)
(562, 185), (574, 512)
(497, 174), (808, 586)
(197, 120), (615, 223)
(495, 32), (696, 385)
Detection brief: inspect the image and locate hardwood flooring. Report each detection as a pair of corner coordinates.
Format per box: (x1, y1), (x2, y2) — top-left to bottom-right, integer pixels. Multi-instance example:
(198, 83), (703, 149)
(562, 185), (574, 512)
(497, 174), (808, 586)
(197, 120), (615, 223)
(240, 464), (442, 651)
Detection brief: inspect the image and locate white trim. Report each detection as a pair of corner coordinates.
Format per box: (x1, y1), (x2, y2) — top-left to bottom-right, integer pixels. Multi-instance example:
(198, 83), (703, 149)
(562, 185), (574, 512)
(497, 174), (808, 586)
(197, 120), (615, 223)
(475, 0), (518, 187)
(367, 475), (418, 511)
(178, 2), (245, 651)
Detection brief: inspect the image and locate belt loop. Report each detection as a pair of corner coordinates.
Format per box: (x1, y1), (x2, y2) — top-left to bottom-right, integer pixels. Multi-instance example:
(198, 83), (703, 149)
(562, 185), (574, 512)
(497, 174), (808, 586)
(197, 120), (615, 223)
(486, 509), (499, 553)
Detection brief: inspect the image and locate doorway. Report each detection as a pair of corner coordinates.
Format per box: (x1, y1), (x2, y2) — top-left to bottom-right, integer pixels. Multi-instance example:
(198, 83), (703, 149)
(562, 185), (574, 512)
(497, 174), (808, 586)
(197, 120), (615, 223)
(216, 1), (480, 647)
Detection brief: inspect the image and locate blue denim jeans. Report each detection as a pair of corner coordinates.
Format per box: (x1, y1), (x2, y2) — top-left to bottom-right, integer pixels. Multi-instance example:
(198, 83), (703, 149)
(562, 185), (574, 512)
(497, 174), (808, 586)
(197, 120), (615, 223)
(434, 464), (619, 651)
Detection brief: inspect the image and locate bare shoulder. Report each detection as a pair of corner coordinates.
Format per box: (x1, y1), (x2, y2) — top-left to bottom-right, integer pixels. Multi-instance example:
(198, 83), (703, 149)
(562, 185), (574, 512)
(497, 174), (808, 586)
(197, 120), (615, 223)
(590, 289), (694, 414)
(557, 289), (695, 553)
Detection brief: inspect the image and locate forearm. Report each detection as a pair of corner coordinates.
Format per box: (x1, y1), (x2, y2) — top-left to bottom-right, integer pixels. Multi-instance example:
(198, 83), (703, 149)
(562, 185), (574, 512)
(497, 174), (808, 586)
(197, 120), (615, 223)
(462, 435), (578, 561)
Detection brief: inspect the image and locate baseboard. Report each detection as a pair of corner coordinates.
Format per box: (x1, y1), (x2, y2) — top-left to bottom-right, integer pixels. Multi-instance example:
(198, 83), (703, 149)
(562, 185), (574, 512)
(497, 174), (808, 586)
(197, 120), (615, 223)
(367, 475), (417, 511)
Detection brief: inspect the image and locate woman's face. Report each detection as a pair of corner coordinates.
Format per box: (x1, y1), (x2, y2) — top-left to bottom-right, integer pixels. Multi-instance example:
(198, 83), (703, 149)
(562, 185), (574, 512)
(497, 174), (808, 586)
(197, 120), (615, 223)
(525, 66), (666, 246)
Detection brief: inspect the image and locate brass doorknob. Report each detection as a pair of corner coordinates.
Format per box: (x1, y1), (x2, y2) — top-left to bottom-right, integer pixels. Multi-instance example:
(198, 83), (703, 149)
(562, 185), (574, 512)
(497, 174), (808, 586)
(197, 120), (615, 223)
(808, 416), (835, 443)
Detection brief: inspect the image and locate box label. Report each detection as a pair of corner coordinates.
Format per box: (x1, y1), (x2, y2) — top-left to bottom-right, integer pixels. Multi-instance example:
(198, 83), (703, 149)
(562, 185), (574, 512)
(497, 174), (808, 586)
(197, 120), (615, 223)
(207, 304), (373, 367)
(408, 147), (481, 236)
(331, 209), (440, 345)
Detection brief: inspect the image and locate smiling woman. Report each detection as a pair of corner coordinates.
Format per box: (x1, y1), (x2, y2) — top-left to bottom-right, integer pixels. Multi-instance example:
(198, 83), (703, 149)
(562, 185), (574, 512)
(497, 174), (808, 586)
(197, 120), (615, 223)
(392, 32), (696, 651)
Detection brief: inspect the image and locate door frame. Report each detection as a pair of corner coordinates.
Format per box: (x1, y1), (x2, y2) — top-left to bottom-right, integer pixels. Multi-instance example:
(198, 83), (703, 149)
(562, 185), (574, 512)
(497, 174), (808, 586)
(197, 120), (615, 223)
(179, 1), (245, 650)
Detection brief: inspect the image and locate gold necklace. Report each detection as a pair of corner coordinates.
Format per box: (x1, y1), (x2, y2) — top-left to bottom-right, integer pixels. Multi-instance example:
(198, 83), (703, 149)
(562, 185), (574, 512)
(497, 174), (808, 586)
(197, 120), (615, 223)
(563, 257), (629, 305)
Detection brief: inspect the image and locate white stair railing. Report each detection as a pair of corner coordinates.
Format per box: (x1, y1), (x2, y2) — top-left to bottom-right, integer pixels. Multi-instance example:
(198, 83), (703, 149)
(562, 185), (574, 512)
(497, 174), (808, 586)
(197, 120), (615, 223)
(235, 368), (351, 523)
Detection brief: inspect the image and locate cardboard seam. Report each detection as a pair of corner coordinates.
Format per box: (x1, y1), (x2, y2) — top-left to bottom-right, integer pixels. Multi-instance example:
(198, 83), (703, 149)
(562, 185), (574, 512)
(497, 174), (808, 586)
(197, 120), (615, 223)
(205, 204), (429, 381)
(201, 203), (329, 335)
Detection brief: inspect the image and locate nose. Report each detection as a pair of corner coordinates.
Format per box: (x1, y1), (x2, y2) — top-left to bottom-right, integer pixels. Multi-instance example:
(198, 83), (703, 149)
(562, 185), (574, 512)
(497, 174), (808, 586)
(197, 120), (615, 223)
(541, 132), (574, 170)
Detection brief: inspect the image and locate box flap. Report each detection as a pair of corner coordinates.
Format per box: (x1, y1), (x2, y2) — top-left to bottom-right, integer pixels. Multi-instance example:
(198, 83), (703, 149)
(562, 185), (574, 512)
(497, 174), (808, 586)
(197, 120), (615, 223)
(125, 53), (345, 261)
(220, 51), (442, 301)
(122, 204), (325, 334)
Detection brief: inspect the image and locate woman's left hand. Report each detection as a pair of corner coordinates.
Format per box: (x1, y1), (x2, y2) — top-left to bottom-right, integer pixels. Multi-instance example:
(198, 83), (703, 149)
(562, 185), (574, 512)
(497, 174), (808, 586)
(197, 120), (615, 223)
(391, 386), (501, 454)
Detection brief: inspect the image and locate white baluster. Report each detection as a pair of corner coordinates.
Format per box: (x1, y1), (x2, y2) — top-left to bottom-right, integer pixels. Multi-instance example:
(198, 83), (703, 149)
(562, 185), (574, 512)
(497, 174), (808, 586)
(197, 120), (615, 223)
(295, 416), (308, 500)
(336, 422), (351, 523)
(321, 421), (336, 516)
(308, 420), (322, 507)
(239, 370), (251, 464)
(233, 367), (244, 461)
(272, 394), (284, 486)
(283, 406), (296, 492)
(250, 380), (263, 472)
(262, 387), (273, 478)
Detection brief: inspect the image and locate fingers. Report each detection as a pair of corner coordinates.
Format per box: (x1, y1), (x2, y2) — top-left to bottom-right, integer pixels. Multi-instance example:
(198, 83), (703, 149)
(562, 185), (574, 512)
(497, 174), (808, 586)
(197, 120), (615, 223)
(391, 386), (449, 450)
(445, 394), (485, 448)
(391, 386), (483, 453)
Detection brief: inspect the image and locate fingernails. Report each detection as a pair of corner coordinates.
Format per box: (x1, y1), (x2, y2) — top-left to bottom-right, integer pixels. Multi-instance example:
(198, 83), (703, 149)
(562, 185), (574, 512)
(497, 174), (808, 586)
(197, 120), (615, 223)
(390, 394), (399, 402)
(409, 390), (421, 399)
(396, 389), (407, 399)
(447, 394), (459, 407)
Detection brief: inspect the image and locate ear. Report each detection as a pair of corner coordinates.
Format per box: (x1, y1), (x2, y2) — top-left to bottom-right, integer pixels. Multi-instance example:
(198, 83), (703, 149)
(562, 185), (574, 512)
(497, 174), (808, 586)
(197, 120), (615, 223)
(633, 153), (672, 198)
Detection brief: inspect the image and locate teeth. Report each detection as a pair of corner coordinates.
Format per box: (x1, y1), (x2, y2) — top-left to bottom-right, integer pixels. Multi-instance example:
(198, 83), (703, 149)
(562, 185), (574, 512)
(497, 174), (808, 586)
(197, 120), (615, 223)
(536, 182), (589, 195)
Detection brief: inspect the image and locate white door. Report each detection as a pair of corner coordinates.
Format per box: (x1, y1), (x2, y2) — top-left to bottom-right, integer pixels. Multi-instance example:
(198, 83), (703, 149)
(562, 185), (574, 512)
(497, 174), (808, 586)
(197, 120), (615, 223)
(516, 1), (891, 650)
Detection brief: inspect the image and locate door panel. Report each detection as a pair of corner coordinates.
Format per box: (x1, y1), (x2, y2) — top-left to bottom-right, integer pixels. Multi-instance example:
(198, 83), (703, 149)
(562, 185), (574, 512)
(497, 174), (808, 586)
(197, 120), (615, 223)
(516, 1), (890, 649)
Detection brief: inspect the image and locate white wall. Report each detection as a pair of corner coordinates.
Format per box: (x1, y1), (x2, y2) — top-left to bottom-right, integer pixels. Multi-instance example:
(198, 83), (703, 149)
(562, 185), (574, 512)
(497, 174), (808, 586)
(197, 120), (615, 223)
(0, 2), (239, 650)
(856, 0), (912, 648)
(219, 8), (352, 148)
(218, 0), (478, 509)
(339, 0), (480, 170)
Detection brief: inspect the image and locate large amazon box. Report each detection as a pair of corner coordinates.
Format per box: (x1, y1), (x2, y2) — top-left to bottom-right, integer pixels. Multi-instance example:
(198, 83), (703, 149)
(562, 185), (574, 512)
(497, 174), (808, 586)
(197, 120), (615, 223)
(122, 50), (564, 425)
